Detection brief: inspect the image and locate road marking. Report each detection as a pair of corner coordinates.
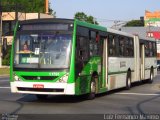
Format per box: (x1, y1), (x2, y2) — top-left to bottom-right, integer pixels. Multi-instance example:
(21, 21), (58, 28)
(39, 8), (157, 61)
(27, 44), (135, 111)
(115, 93), (160, 96)
(0, 87), (10, 89)
(0, 80), (9, 82)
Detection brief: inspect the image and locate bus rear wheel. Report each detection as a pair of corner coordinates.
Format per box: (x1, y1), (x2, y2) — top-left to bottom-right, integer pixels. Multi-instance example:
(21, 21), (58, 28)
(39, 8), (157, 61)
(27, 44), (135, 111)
(36, 95), (48, 100)
(148, 69), (154, 83)
(126, 71), (131, 90)
(87, 77), (97, 100)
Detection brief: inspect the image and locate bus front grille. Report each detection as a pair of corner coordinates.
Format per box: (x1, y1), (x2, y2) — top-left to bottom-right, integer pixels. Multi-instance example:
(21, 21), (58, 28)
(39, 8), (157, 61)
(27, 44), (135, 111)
(22, 76), (58, 80)
(17, 87), (64, 92)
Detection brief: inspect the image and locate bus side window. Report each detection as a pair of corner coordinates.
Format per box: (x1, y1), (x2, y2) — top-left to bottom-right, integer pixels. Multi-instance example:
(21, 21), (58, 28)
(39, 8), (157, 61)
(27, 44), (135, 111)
(77, 36), (89, 61)
(89, 31), (99, 56)
(125, 38), (129, 57)
(153, 42), (156, 57)
(130, 38), (134, 57)
(108, 35), (116, 56)
(145, 42), (149, 57)
(149, 42), (153, 57)
(125, 38), (134, 57)
(76, 26), (89, 62)
(119, 36), (125, 56)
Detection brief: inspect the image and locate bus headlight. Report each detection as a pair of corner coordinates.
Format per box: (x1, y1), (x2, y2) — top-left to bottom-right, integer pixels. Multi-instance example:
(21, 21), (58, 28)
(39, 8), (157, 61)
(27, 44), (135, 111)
(14, 75), (20, 81)
(58, 75), (68, 83)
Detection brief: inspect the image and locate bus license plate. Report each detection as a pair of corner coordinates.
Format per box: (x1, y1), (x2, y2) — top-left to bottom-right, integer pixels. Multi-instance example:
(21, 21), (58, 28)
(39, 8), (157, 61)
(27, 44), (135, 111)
(33, 84), (44, 88)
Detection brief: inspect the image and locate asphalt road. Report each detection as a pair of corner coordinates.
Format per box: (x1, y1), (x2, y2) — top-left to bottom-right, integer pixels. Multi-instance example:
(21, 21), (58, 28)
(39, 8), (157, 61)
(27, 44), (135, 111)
(0, 73), (160, 120)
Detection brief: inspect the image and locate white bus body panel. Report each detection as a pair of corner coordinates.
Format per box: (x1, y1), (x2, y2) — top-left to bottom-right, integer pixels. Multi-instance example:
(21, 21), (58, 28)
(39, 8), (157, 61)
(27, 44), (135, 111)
(108, 57), (135, 90)
(10, 82), (75, 95)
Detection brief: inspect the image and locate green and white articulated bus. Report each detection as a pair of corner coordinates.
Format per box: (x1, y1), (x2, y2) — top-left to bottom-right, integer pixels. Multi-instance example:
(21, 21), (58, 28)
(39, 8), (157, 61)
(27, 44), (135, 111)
(10, 18), (157, 100)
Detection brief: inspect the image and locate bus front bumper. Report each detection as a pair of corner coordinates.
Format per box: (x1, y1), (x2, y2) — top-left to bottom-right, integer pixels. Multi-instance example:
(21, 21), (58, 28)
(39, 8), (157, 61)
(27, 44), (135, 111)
(10, 82), (75, 95)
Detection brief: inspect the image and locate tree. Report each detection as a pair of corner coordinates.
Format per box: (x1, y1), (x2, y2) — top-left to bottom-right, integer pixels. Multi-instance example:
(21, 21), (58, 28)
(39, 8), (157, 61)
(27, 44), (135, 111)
(48, 2), (56, 17)
(124, 20), (144, 27)
(1, 0), (56, 16)
(74, 12), (98, 25)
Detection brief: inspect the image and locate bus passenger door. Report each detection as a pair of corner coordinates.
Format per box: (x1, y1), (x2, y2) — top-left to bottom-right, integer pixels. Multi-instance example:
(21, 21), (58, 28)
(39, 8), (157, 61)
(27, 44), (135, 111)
(102, 38), (108, 88)
(140, 44), (145, 80)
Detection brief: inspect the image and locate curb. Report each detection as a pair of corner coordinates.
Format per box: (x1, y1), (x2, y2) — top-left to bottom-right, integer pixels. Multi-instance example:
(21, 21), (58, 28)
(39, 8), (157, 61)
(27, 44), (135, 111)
(0, 66), (10, 68)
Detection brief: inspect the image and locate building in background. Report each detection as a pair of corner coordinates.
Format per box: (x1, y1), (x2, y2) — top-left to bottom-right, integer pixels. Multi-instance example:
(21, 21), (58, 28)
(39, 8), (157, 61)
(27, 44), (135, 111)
(2, 12), (54, 45)
(121, 26), (160, 60)
(121, 10), (160, 60)
(145, 10), (160, 59)
(145, 10), (160, 27)
(0, 0), (52, 67)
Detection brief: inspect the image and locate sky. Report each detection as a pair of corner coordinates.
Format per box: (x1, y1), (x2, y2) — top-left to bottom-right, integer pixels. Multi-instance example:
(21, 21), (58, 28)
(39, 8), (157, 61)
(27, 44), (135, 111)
(50, 0), (160, 27)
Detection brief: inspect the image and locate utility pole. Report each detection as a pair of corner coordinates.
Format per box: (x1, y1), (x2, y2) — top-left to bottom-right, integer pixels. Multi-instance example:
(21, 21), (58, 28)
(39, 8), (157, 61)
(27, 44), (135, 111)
(0, 0), (2, 67)
(113, 20), (120, 30)
(45, 0), (49, 14)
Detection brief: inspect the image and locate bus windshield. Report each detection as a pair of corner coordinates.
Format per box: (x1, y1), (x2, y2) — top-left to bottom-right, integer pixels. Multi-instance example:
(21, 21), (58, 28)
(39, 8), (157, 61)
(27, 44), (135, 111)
(14, 33), (72, 69)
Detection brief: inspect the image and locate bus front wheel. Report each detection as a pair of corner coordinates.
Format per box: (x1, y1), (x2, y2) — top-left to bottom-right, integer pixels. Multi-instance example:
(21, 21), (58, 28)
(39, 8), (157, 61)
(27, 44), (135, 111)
(87, 77), (97, 100)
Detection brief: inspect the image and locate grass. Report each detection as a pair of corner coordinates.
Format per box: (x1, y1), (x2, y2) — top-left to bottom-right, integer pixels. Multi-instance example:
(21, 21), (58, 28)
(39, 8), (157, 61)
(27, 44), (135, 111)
(0, 68), (10, 76)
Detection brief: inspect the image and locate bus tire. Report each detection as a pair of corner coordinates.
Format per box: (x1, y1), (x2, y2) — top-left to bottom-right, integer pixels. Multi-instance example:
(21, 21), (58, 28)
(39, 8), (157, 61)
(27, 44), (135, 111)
(87, 77), (97, 100)
(126, 71), (131, 90)
(36, 95), (48, 100)
(148, 69), (154, 83)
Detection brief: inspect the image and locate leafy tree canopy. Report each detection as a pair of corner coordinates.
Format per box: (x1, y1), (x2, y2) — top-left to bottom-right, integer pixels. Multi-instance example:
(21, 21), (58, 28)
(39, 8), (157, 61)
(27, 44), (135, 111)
(124, 20), (144, 27)
(1, 0), (55, 16)
(74, 12), (98, 25)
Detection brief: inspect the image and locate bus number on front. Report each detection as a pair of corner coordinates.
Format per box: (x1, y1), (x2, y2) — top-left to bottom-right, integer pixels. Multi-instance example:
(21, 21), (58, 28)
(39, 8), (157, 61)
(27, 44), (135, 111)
(49, 72), (60, 76)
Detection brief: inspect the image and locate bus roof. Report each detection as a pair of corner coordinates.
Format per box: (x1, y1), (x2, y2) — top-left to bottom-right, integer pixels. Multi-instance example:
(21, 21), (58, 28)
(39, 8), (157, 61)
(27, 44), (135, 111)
(18, 18), (155, 42)
(139, 36), (156, 42)
(107, 28), (134, 38)
(19, 18), (74, 25)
